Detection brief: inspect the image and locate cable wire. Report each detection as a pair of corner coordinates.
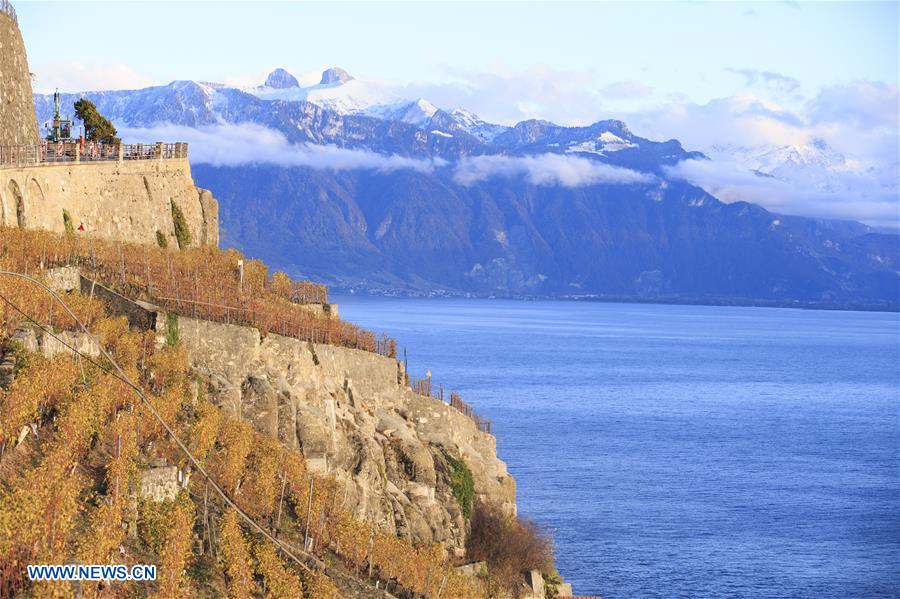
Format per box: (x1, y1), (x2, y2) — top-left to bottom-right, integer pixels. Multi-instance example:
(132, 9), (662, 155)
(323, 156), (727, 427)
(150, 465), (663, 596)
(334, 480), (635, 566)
(0, 270), (324, 576)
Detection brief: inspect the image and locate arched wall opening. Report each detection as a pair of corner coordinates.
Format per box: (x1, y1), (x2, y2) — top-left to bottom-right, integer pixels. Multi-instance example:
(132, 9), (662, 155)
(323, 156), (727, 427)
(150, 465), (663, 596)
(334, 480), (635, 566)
(6, 179), (24, 228)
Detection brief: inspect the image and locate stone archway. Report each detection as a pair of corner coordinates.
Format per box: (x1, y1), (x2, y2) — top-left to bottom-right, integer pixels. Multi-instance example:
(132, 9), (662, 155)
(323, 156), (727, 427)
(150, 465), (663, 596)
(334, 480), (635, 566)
(7, 180), (25, 228)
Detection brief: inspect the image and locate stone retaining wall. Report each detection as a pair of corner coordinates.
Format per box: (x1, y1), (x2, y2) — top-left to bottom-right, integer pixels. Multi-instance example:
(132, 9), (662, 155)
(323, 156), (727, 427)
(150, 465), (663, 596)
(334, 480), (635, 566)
(0, 158), (218, 247)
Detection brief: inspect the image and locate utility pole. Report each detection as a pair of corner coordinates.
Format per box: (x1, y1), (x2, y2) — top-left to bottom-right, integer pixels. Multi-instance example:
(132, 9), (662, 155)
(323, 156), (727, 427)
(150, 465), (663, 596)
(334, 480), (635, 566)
(303, 477), (314, 551)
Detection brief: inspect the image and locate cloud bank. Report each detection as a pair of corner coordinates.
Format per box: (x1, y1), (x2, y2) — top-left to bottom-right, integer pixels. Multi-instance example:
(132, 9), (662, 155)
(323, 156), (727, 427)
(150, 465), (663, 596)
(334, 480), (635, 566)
(666, 157), (899, 228)
(120, 124), (652, 189)
(118, 123), (443, 173)
(453, 154), (653, 187)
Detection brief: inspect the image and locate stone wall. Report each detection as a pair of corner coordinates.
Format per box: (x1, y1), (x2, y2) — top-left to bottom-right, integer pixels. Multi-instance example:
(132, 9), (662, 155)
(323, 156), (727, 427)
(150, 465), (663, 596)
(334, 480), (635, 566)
(0, 158), (218, 247)
(167, 314), (516, 552)
(79, 275), (159, 331)
(0, 9), (39, 146)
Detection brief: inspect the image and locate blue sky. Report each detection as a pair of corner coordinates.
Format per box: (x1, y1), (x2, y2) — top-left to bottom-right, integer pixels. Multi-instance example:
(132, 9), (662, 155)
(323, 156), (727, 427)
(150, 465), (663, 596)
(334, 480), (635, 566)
(18, 1), (898, 107)
(13, 1), (900, 226)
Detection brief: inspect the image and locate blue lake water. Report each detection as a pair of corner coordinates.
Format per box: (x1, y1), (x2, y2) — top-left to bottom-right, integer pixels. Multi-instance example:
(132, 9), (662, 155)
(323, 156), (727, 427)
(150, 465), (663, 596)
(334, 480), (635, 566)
(335, 297), (900, 599)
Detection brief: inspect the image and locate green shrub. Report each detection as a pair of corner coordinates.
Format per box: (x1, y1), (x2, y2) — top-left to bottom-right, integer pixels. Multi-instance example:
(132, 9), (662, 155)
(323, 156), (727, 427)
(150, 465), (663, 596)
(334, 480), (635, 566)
(170, 201), (192, 249)
(62, 209), (74, 236)
(156, 230), (168, 248)
(444, 450), (475, 519)
(166, 312), (180, 346)
(543, 571), (563, 598)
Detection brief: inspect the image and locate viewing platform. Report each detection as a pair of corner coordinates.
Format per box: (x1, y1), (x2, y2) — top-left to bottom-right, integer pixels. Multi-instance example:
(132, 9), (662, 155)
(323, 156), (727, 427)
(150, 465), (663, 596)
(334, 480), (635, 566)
(0, 142), (189, 169)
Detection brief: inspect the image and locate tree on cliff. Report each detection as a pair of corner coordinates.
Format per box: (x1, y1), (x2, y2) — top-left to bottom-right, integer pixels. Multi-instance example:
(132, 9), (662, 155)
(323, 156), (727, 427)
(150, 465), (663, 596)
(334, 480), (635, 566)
(74, 98), (119, 143)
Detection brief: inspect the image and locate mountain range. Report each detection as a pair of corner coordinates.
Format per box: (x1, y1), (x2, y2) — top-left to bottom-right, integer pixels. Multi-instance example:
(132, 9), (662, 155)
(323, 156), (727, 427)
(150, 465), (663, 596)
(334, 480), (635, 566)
(33, 68), (899, 308)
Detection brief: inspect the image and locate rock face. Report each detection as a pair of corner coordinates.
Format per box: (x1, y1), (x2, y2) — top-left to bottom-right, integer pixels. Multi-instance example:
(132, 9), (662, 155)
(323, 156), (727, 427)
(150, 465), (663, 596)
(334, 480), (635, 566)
(0, 9), (39, 146)
(263, 68), (300, 89)
(170, 314), (516, 551)
(319, 67), (354, 85)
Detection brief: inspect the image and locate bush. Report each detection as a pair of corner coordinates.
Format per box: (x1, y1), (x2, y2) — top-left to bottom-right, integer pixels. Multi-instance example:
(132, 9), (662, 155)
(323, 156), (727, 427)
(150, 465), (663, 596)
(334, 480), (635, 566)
(62, 209), (74, 236)
(170, 200), (192, 249)
(156, 230), (168, 248)
(543, 570), (563, 598)
(166, 312), (179, 346)
(466, 500), (555, 594)
(444, 450), (474, 519)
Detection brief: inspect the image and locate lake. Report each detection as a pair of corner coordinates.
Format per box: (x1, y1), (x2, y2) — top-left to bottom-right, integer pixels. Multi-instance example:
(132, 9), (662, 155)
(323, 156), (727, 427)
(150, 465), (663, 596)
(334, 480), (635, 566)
(335, 297), (900, 599)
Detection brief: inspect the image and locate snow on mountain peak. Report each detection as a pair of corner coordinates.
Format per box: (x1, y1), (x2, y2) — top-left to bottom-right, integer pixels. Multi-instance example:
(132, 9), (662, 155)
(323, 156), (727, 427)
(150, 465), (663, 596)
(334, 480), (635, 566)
(264, 68), (300, 89)
(564, 130), (638, 156)
(709, 139), (897, 196)
(447, 108), (509, 142)
(319, 67), (354, 85)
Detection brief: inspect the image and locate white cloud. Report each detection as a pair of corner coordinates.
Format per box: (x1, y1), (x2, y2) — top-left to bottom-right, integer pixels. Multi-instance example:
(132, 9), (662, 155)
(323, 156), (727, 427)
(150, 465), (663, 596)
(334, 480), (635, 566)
(666, 158), (899, 228)
(119, 123), (650, 188)
(400, 65), (606, 126)
(118, 123), (443, 173)
(806, 81), (899, 130)
(454, 154), (654, 187)
(625, 82), (899, 179)
(725, 67), (801, 97)
(30, 62), (159, 94)
(638, 81), (899, 227)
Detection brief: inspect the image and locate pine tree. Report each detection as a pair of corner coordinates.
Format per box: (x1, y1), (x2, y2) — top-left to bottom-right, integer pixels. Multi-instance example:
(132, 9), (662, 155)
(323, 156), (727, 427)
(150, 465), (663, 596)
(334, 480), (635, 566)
(73, 98), (119, 143)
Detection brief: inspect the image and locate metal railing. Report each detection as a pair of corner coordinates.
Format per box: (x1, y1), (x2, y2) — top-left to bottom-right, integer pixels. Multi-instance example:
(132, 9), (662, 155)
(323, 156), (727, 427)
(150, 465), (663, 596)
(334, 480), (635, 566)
(408, 380), (492, 434)
(1, 0), (17, 25)
(0, 142), (189, 168)
(450, 391), (492, 434)
(121, 142), (189, 161)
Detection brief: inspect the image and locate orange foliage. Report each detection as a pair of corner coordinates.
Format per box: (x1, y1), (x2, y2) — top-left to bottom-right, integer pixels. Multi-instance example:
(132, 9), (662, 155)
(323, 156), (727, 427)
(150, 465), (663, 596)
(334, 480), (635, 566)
(152, 497), (196, 599)
(0, 354), (80, 447)
(220, 509), (254, 599)
(0, 227), (396, 356)
(252, 540), (303, 599)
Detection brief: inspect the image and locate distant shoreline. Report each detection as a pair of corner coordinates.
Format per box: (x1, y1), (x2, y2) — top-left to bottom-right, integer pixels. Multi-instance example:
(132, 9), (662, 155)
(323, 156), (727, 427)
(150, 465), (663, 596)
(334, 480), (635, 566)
(331, 288), (900, 314)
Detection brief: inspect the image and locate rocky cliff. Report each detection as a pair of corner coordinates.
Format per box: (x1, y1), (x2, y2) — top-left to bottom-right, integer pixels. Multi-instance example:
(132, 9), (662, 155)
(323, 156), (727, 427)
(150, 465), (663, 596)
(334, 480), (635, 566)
(168, 314), (516, 553)
(0, 7), (39, 146)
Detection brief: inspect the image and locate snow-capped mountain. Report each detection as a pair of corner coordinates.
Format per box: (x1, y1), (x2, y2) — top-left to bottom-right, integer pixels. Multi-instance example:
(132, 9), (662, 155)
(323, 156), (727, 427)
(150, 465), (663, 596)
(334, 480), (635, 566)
(444, 109), (509, 142)
(33, 66), (892, 199)
(243, 68), (507, 137)
(247, 67), (405, 114)
(31, 67), (898, 307)
(710, 139), (896, 195)
(565, 132), (639, 156)
(34, 68), (701, 168)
